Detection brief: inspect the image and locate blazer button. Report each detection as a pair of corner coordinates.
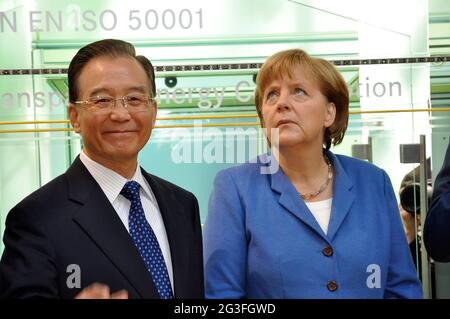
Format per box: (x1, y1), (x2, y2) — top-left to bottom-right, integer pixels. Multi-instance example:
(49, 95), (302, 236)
(327, 280), (338, 292)
(322, 246), (333, 257)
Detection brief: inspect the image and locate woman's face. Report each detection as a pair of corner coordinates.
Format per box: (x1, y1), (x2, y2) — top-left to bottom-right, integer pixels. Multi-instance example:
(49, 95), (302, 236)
(261, 66), (336, 149)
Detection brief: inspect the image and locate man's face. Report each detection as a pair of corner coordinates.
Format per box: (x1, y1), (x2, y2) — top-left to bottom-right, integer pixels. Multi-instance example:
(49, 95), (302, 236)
(69, 56), (157, 166)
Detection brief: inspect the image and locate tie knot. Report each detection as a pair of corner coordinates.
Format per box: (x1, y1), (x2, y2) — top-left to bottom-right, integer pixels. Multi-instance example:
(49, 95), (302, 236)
(120, 180), (141, 202)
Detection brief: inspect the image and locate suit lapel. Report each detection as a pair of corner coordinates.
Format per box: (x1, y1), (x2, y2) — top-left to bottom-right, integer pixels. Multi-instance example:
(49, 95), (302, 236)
(66, 157), (158, 299)
(269, 151), (356, 242)
(325, 152), (355, 242)
(142, 171), (188, 298)
(269, 160), (327, 239)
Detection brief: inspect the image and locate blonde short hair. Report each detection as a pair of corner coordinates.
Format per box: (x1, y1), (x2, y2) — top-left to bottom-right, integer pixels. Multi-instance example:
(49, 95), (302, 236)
(255, 49), (349, 149)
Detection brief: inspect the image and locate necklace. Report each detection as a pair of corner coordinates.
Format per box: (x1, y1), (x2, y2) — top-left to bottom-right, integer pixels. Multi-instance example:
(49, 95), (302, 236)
(299, 155), (333, 201)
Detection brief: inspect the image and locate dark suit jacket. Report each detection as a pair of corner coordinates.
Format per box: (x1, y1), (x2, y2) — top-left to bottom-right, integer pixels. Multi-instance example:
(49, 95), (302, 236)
(0, 157), (204, 298)
(424, 141), (450, 262)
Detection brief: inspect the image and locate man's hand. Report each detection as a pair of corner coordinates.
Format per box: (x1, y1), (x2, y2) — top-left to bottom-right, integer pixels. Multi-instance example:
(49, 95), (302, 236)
(75, 283), (128, 299)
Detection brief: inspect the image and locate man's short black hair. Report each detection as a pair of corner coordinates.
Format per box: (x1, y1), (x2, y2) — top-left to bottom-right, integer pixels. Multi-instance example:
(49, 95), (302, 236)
(68, 39), (156, 103)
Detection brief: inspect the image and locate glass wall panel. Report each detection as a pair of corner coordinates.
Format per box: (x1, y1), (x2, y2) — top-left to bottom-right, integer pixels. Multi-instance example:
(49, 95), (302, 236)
(1, 0), (449, 298)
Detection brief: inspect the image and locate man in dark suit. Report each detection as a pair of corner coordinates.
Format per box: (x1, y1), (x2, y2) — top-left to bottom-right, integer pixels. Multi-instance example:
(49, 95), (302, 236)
(424, 140), (450, 262)
(0, 39), (204, 299)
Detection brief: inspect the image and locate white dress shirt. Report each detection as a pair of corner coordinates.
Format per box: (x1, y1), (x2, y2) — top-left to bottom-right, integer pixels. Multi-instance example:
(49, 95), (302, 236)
(79, 150), (174, 292)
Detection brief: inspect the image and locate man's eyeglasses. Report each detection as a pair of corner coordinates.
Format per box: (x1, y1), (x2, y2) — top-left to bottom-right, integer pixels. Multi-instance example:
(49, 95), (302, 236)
(74, 93), (155, 113)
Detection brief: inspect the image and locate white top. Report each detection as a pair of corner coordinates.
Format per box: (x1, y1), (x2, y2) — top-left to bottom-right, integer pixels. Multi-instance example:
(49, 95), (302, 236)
(305, 198), (333, 235)
(79, 150), (174, 292)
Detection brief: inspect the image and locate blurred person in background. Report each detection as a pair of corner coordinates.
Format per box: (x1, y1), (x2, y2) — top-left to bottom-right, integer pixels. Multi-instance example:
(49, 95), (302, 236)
(424, 140), (450, 262)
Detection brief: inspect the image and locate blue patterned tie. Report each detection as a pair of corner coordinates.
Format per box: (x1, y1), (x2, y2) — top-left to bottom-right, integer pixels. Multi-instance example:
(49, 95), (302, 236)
(120, 181), (173, 299)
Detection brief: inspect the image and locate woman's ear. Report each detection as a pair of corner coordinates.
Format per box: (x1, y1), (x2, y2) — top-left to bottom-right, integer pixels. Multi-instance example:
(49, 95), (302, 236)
(68, 105), (81, 133)
(324, 102), (336, 128)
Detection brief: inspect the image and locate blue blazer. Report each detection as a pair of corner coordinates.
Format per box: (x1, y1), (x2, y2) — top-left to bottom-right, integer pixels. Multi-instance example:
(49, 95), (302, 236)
(424, 140), (450, 262)
(203, 151), (422, 298)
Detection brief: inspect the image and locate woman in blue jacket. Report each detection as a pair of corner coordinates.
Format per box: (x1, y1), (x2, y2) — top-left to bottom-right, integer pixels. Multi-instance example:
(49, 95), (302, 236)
(203, 49), (422, 298)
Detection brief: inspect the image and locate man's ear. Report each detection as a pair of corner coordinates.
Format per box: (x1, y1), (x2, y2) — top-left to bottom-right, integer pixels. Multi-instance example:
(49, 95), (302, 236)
(151, 101), (157, 128)
(68, 104), (81, 133)
(324, 102), (336, 128)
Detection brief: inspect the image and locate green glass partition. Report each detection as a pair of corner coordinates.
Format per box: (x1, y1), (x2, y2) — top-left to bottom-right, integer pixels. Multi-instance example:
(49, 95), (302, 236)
(1, 0), (449, 298)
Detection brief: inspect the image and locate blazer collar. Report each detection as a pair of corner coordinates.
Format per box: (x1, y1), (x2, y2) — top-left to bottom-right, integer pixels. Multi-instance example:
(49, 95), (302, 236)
(325, 151), (355, 241)
(65, 157), (159, 298)
(269, 150), (355, 242)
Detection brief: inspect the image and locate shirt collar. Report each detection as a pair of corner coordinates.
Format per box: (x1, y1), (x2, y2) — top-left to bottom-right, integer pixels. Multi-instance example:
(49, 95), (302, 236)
(79, 150), (153, 204)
